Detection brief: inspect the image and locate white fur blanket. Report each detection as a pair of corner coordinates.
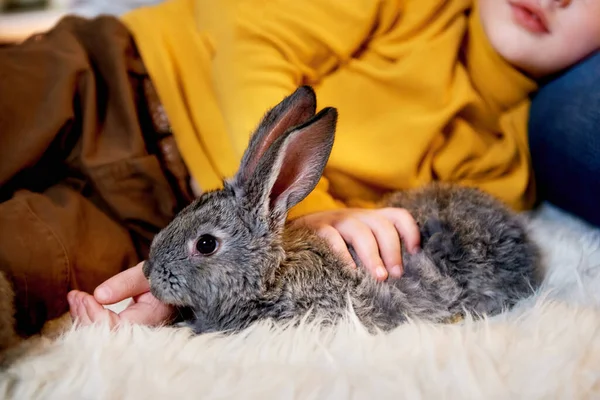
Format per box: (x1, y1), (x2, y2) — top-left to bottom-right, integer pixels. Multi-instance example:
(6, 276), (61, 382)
(2, 203), (600, 399)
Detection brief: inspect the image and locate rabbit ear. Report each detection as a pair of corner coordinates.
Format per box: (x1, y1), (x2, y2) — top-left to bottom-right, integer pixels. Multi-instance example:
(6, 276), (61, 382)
(235, 86), (317, 186)
(242, 107), (338, 225)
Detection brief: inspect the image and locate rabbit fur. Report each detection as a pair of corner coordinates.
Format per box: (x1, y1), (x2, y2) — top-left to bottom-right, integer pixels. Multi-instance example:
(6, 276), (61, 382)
(144, 86), (541, 334)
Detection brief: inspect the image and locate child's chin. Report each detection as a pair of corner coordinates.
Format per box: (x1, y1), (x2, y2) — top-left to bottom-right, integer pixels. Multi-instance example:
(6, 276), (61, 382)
(486, 29), (548, 73)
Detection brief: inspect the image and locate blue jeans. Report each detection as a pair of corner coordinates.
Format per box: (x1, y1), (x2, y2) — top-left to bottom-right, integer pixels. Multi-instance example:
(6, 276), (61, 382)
(528, 51), (600, 227)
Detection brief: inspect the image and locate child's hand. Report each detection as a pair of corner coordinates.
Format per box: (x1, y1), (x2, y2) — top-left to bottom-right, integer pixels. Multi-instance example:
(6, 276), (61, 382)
(68, 261), (174, 328)
(291, 208), (421, 281)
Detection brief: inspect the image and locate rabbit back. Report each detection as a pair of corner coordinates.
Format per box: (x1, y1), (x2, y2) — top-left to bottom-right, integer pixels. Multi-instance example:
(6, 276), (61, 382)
(383, 182), (540, 319)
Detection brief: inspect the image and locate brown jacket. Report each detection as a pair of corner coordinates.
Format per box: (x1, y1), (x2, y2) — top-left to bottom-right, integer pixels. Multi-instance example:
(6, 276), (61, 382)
(0, 15), (193, 336)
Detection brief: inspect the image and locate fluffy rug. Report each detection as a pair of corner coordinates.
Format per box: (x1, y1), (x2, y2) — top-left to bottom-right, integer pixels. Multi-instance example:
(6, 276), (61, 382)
(1, 203), (600, 399)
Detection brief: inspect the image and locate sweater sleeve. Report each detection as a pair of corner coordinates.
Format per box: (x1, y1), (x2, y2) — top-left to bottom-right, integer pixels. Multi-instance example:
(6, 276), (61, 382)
(209, 0), (402, 219)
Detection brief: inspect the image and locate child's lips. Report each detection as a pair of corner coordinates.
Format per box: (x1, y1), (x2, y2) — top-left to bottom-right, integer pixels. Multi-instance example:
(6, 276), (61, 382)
(509, 2), (550, 34)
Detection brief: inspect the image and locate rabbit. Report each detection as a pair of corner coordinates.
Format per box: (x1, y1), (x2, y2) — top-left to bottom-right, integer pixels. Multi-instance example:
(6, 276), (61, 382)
(143, 86), (541, 334)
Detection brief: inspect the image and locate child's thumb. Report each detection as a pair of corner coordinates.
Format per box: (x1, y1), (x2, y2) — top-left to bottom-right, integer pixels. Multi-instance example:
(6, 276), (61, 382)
(94, 261), (149, 304)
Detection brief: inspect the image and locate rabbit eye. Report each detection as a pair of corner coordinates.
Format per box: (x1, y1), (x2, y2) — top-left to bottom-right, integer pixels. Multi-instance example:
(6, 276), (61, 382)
(195, 234), (219, 255)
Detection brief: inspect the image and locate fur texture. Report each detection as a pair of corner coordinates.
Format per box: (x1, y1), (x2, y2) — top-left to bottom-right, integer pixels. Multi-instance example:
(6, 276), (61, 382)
(144, 86), (540, 334)
(1, 203), (600, 400)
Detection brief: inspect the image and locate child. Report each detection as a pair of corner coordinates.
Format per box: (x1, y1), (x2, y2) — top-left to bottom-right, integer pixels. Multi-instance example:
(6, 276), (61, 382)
(62, 0), (600, 327)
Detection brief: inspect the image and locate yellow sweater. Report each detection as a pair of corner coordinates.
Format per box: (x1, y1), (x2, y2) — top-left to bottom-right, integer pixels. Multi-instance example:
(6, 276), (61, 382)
(121, 0), (538, 219)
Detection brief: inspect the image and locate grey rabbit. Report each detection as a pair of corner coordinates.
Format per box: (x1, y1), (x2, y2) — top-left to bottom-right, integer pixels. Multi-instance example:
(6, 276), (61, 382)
(144, 86), (541, 334)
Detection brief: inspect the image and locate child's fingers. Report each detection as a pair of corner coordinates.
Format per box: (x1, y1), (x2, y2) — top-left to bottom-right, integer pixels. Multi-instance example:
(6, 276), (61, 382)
(377, 208), (421, 254)
(133, 291), (176, 325)
(74, 292), (92, 326)
(67, 290), (79, 319)
(76, 292), (121, 329)
(82, 294), (112, 324)
(93, 261), (149, 305)
(356, 214), (403, 278)
(334, 218), (388, 281)
(118, 301), (172, 327)
(315, 225), (356, 268)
